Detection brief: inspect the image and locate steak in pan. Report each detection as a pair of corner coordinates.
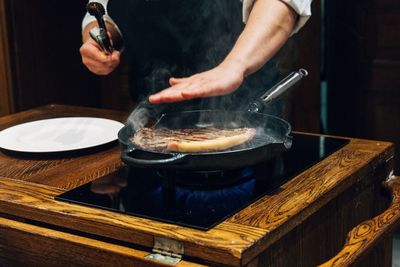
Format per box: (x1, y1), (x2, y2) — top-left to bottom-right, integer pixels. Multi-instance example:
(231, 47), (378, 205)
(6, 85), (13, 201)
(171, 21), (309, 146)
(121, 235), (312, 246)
(132, 127), (256, 153)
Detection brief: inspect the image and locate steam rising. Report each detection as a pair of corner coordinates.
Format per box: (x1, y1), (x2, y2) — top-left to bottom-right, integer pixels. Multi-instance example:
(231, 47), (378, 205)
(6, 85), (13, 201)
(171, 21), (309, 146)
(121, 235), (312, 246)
(127, 102), (152, 132)
(127, 1), (285, 132)
(127, 107), (288, 154)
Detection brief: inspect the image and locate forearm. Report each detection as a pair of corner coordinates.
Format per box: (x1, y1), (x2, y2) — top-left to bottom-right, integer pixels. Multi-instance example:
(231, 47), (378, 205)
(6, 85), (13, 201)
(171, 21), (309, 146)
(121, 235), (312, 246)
(225, 0), (298, 76)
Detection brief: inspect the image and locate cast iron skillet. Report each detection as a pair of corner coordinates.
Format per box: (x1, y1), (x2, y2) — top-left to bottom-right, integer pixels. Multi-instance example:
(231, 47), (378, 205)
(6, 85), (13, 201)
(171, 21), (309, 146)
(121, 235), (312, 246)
(118, 69), (308, 171)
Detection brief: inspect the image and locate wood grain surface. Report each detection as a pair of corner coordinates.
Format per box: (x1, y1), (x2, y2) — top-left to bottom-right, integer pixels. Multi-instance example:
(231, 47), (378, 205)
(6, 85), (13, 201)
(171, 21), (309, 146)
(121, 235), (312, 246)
(319, 175), (400, 267)
(0, 104), (126, 189)
(0, 0), (13, 116)
(0, 105), (395, 266)
(0, 216), (206, 267)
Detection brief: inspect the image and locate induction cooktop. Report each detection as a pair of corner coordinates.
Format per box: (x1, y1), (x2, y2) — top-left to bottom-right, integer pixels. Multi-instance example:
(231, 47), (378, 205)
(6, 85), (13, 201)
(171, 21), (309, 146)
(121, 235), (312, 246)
(56, 133), (348, 230)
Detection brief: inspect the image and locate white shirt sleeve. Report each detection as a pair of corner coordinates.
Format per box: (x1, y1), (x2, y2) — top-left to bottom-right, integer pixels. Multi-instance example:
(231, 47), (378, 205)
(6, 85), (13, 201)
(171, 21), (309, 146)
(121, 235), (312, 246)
(83, 0), (311, 35)
(242, 0), (312, 35)
(82, 0), (119, 33)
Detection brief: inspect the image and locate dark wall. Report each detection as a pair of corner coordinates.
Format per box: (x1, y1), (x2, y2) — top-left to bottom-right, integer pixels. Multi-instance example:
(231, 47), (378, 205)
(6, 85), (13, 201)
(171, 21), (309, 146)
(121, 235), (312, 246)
(3, 0), (322, 133)
(288, 0), (321, 133)
(326, 0), (400, 171)
(96, 1), (323, 129)
(5, 0), (101, 111)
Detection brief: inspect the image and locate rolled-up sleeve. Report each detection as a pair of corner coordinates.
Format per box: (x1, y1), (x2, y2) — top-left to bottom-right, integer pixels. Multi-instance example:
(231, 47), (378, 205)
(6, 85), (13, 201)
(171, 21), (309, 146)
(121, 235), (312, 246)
(242, 0), (312, 34)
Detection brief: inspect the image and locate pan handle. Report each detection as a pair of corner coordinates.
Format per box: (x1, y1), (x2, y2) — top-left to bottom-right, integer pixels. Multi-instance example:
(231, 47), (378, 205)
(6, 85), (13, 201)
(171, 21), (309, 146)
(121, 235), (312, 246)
(248, 68), (308, 113)
(284, 135), (293, 149)
(121, 147), (188, 167)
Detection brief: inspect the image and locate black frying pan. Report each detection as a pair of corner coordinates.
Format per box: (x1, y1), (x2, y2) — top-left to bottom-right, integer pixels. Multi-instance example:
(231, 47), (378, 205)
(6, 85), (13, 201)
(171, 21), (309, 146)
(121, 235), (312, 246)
(118, 69), (308, 171)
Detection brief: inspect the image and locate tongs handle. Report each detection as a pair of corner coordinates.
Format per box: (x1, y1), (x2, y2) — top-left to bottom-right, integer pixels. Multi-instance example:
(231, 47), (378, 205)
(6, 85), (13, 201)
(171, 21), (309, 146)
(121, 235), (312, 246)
(248, 68), (308, 113)
(86, 2), (114, 55)
(89, 28), (113, 55)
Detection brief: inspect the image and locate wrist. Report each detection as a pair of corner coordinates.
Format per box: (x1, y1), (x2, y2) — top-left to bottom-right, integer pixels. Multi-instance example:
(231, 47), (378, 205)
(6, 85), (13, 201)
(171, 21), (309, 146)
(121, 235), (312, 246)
(220, 58), (248, 78)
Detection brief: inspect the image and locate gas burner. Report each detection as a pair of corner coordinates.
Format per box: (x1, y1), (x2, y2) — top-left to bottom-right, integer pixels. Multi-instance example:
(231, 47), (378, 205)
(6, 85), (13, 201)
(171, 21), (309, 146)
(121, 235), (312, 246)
(155, 167), (256, 190)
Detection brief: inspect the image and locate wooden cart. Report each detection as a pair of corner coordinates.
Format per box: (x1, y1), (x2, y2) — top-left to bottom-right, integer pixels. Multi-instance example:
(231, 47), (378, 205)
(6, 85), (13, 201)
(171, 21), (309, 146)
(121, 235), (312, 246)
(0, 105), (399, 266)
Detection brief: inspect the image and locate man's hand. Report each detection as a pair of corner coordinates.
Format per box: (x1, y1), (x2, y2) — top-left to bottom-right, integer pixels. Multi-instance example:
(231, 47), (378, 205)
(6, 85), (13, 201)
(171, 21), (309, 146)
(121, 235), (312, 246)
(149, 0), (297, 104)
(80, 21), (121, 75)
(148, 60), (245, 103)
(80, 37), (120, 75)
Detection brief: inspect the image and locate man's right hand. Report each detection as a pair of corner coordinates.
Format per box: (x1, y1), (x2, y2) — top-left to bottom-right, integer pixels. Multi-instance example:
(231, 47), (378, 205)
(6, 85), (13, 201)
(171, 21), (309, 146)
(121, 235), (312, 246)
(80, 37), (120, 75)
(80, 21), (121, 75)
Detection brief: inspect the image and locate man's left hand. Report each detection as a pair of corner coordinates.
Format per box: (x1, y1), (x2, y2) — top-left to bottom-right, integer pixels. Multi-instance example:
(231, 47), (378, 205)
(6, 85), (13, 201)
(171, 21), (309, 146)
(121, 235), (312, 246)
(148, 60), (245, 104)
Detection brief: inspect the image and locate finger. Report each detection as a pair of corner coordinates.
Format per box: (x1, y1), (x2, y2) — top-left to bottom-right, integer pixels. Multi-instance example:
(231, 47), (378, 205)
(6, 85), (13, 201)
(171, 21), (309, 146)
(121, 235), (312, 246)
(173, 81), (225, 101)
(82, 58), (104, 72)
(149, 86), (186, 103)
(150, 84), (198, 103)
(149, 93), (186, 103)
(169, 77), (188, 86)
(150, 73), (227, 103)
(185, 78), (241, 98)
(180, 83), (214, 99)
(80, 42), (110, 63)
(84, 56), (118, 69)
(84, 59), (115, 75)
(111, 50), (121, 62)
(150, 77), (207, 103)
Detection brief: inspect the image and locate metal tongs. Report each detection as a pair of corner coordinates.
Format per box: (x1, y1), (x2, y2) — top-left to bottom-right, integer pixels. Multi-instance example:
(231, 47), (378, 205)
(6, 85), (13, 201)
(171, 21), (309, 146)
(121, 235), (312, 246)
(86, 2), (113, 55)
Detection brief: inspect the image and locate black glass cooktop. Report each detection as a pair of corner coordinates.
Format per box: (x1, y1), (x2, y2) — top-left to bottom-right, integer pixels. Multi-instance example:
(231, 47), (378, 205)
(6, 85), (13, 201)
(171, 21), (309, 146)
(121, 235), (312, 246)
(56, 133), (348, 230)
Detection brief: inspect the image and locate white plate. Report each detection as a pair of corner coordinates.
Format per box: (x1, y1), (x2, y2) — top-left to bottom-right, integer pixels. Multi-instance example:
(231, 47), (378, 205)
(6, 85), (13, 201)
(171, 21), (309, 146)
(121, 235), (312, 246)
(0, 117), (125, 153)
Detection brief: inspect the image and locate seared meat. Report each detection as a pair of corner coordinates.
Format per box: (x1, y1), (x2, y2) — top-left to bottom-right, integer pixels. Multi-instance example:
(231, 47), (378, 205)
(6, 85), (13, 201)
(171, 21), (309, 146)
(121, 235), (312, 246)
(132, 127), (256, 152)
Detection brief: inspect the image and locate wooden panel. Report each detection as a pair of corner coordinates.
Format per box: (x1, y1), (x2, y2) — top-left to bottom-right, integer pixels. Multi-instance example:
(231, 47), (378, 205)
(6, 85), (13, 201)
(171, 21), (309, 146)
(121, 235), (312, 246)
(0, 0), (13, 115)
(326, 0), (400, 173)
(279, 0), (321, 133)
(373, 0), (400, 10)
(0, 177), (268, 266)
(366, 94), (400, 138)
(319, 176), (400, 267)
(0, 217), (205, 267)
(99, 58), (136, 112)
(364, 94), (400, 176)
(0, 147), (392, 267)
(369, 60), (400, 91)
(247, 163), (391, 267)
(326, 0), (372, 137)
(0, 105), (394, 266)
(5, 0), (101, 111)
(0, 141), (393, 266)
(373, 11), (400, 60)
(0, 161), (395, 267)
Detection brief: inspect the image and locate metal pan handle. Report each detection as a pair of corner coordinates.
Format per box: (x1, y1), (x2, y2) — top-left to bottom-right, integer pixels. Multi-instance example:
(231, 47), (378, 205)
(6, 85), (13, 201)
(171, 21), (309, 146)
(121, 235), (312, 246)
(284, 135), (293, 149)
(248, 68), (308, 113)
(121, 147), (188, 167)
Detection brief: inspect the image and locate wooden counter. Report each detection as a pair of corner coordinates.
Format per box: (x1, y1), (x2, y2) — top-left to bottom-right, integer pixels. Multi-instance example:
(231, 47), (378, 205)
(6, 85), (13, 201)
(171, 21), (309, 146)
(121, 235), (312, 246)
(0, 104), (398, 267)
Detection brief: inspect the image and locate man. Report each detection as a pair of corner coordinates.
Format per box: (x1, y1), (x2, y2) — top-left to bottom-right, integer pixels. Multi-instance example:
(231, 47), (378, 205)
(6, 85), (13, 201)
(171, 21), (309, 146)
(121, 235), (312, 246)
(80, 0), (312, 107)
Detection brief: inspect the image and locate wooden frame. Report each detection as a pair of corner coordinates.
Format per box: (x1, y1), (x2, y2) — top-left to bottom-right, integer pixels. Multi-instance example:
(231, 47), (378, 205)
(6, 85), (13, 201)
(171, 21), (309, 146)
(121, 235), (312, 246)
(0, 105), (396, 266)
(0, 0), (13, 115)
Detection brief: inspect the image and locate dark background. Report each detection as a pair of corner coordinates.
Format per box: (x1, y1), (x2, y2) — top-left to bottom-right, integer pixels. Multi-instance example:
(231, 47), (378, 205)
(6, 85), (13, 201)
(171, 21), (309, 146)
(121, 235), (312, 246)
(0, 0), (399, 172)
